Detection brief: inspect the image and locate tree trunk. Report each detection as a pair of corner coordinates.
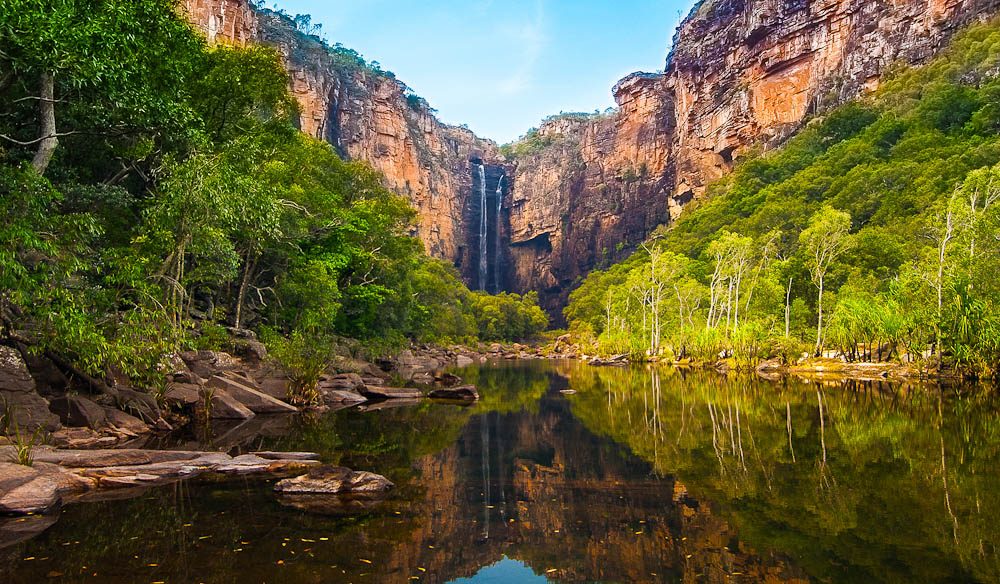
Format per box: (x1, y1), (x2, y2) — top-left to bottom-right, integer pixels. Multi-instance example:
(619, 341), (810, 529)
(785, 277), (793, 338)
(31, 72), (58, 175)
(234, 253), (257, 330)
(815, 277), (824, 357)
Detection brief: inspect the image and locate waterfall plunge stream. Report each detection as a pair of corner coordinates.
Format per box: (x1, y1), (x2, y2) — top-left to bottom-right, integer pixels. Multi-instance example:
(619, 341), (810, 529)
(493, 175), (504, 294)
(478, 163), (488, 290)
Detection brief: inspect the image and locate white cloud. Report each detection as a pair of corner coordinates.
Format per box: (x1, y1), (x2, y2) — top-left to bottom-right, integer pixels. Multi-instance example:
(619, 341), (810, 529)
(496, 0), (547, 96)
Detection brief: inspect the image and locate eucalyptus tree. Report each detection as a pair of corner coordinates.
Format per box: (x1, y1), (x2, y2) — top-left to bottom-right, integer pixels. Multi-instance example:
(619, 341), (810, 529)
(799, 206), (854, 355)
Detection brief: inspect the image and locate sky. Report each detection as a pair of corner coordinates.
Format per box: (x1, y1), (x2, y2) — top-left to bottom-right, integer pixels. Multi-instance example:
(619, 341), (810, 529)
(270, 0), (697, 143)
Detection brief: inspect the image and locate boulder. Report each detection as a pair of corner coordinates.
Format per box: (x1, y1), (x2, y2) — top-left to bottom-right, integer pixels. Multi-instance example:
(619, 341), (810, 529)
(102, 407), (150, 436)
(114, 387), (160, 422)
(434, 372), (463, 387)
(207, 375), (297, 414)
(394, 350), (442, 375)
(0, 346), (61, 432)
(427, 385), (479, 401)
(163, 382), (202, 409)
(359, 386), (422, 400)
(0, 463), (61, 515)
(48, 395), (107, 429)
(248, 364), (291, 400)
(179, 350), (241, 379)
(232, 339), (267, 364)
(456, 355), (475, 367)
(410, 372), (435, 385)
(319, 373), (364, 392)
(204, 388), (255, 420)
(21, 353), (69, 396)
(274, 466), (394, 495)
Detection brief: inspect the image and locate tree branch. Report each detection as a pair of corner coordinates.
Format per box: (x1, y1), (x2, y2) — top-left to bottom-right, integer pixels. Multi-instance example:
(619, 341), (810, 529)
(1, 130), (83, 146)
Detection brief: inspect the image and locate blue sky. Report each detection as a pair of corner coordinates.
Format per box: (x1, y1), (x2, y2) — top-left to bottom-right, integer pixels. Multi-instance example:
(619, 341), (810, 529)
(269, 0), (697, 143)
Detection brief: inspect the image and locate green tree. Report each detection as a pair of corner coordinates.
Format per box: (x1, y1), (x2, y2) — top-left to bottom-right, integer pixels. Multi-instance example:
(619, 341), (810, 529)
(799, 206), (854, 355)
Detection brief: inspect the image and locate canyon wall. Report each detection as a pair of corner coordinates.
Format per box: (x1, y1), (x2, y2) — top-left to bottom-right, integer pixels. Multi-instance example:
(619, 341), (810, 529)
(510, 0), (1000, 314)
(183, 0), (1000, 314)
(181, 1), (507, 287)
(181, 0), (257, 46)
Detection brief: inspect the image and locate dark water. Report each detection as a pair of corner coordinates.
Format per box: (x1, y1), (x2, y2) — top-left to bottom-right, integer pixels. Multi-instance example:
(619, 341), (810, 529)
(2, 360), (1000, 583)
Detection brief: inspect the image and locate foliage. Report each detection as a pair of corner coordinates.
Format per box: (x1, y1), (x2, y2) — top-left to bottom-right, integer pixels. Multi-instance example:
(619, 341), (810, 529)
(0, 1), (548, 395)
(565, 20), (1000, 376)
(469, 292), (549, 342)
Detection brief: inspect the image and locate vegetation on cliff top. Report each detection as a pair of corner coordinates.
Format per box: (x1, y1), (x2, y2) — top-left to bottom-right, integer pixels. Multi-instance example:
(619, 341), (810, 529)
(565, 20), (1000, 377)
(0, 0), (545, 397)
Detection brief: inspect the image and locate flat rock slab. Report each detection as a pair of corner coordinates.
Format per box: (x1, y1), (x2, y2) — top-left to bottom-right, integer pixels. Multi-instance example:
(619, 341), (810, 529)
(207, 375), (297, 414)
(26, 447), (204, 468)
(427, 385), (479, 401)
(0, 448), (322, 515)
(323, 389), (367, 405)
(359, 386), (423, 400)
(0, 464), (61, 515)
(274, 466), (393, 495)
(253, 451), (320, 461)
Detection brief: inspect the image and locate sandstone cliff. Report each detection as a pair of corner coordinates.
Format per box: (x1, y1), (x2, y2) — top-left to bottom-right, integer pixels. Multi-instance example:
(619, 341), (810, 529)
(509, 0), (1000, 314)
(182, 1), (506, 287)
(182, 0), (256, 46)
(182, 0), (1000, 314)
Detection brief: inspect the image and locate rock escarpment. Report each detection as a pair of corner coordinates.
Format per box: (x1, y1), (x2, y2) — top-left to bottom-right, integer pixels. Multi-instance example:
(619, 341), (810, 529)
(183, 0), (1000, 313)
(509, 0), (1000, 314)
(182, 1), (507, 287)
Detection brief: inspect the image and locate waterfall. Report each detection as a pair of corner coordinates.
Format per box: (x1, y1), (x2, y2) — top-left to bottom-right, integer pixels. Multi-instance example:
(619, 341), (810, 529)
(493, 175), (504, 294)
(478, 163), (488, 291)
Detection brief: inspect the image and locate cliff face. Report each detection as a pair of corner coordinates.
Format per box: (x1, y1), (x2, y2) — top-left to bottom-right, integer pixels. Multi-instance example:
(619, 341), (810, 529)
(183, 0), (1000, 312)
(181, 0), (256, 46)
(510, 0), (999, 314)
(256, 11), (506, 273)
(182, 2), (506, 287)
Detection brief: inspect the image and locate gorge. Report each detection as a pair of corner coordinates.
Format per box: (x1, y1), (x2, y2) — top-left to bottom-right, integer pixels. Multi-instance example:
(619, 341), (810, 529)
(184, 0), (1000, 317)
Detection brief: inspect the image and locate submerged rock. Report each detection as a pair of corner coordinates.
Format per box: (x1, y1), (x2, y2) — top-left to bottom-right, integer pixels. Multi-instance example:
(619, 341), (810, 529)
(274, 466), (394, 495)
(427, 385), (479, 401)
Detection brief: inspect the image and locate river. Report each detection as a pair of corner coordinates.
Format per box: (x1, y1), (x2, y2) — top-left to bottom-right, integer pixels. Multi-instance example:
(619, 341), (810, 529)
(3, 360), (999, 583)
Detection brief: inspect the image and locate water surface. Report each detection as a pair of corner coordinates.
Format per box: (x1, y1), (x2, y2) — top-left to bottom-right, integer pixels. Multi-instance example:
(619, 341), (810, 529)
(2, 360), (998, 583)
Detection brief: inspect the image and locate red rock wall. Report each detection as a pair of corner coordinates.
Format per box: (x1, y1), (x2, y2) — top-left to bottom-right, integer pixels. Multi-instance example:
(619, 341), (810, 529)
(511, 0), (1000, 314)
(181, 0), (256, 45)
(182, 0), (1000, 311)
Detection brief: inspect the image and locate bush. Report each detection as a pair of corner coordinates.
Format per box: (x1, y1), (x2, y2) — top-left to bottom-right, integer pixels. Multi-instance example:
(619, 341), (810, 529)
(261, 325), (337, 406)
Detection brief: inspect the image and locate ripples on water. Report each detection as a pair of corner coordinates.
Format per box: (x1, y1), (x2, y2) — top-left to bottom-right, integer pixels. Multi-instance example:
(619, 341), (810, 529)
(2, 360), (999, 583)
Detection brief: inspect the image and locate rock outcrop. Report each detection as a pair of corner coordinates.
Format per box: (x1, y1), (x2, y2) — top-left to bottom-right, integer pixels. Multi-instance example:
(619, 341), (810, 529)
(509, 0), (1000, 313)
(254, 11), (507, 285)
(181, 0), (256, 46)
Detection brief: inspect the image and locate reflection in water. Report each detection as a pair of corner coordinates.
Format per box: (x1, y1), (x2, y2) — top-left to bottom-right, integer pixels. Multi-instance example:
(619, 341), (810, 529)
(2, 361), (998, 583)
